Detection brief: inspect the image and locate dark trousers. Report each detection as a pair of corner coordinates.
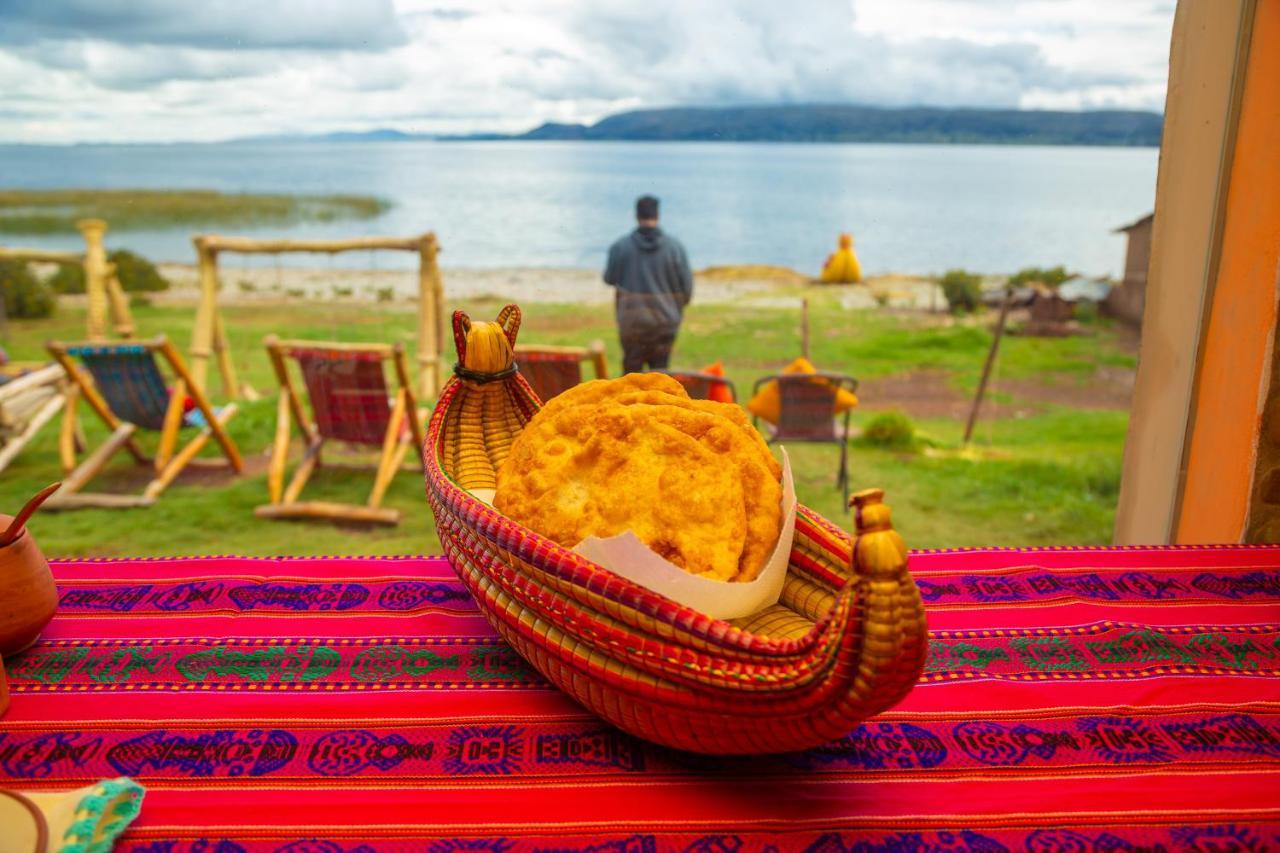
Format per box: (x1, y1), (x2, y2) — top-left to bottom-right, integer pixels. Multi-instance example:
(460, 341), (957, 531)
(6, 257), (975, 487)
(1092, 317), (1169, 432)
(620, 327), (677, 374)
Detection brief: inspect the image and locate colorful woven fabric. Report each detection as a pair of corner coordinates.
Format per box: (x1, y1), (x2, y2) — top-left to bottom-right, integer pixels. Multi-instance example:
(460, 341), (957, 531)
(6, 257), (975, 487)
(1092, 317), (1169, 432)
(67, 344), (171, 431)
(0, 546), (1276, 848)
(291, 348), (391, 446)
(514, 349), (584, 402)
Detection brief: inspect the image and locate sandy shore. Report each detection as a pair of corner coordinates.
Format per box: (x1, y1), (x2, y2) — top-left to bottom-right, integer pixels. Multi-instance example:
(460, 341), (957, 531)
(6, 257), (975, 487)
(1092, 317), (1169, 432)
(152, 263), (945, 310)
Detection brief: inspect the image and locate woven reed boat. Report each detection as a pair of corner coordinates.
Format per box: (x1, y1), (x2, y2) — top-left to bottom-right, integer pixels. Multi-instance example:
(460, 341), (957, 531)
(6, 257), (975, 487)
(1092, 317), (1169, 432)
(425, 305), (928, 754)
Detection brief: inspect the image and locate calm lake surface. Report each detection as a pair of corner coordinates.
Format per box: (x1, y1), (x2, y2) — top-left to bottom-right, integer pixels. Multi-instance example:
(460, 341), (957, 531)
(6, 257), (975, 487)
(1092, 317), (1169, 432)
(0, 141), (1158, 276)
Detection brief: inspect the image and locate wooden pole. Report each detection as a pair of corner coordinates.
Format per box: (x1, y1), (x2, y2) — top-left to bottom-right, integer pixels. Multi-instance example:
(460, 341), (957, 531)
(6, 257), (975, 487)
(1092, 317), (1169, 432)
(0, 248), (82, 264)
(212, 308), (239, 400)
(801, 298), (811, 360)
(418, 233), (443, 399)
(200, 234), (427, 254)
(77, 219), (110, 341)
(190, 237), (220, 396)
(963, 288), (1014, 445)
(103, 262), (135, 338)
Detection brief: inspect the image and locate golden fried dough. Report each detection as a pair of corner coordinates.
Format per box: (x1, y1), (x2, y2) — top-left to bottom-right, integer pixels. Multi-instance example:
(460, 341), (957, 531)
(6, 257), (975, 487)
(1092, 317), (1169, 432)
(494, 373), (783, 582)
(534, 372), (687, 420)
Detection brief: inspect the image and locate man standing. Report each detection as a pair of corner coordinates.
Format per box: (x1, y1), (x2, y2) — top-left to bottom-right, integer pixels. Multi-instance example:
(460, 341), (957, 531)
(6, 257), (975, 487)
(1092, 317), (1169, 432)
(604, 195), (693, 374)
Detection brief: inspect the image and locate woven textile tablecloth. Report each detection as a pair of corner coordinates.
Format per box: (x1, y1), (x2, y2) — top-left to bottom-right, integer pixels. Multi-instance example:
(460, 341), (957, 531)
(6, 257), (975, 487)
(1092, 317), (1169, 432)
(2, 546), (1278, 850)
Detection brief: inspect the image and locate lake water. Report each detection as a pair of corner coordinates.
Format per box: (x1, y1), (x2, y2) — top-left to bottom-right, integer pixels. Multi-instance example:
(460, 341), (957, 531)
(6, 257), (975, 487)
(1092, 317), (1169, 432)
(0, 141), (1158, 276)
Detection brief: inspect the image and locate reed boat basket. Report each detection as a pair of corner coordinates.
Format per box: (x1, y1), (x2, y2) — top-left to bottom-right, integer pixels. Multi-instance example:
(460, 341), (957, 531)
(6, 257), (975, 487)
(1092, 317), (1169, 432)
(425, 305), (928, 754)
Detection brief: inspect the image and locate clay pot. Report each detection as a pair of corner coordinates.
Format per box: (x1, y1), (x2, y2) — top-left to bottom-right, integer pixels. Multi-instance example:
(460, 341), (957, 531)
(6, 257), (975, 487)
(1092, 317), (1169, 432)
(0, 515), (57, 659)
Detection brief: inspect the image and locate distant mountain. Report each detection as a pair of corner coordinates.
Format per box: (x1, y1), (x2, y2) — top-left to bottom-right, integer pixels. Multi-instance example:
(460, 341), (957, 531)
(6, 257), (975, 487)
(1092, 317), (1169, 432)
(317, 129), (422, 142)
(511, 104), (1162, 146)
(232, 128), (431, 144)
(230, 104), (1162, 147)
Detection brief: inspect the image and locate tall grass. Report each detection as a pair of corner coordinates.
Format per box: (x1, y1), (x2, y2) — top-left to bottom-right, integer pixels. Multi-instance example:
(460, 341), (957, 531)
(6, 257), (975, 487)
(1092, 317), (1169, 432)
(0, 189), (390, 234)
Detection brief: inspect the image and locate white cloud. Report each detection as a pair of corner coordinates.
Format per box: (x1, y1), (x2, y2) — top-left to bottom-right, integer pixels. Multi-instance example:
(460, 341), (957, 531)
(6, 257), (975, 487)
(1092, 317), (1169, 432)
(0, 0), (1174, 143)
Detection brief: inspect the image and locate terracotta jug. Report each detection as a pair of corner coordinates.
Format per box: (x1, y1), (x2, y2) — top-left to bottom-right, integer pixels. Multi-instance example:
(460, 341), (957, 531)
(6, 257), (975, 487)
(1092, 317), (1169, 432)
(0, 485), (60, 660)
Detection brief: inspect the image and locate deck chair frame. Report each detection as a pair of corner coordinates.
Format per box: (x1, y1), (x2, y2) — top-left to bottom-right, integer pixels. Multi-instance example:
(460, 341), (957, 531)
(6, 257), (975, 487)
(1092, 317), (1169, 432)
(256, 337), (427, 526)
(513, 341), (608, 402)
(45, 336), (242, 510)
(655, 368), (739, 402)
(752, 371), (858, 503)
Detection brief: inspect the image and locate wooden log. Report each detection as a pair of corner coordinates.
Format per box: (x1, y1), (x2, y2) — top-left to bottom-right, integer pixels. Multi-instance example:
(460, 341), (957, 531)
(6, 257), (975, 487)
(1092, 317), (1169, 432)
(103, 263), (135, 338)
(264, 336), (316, 439)
(254, 501), (401, 525)
(270, 339), (397, 355)
(143, 403), (237, 500)
(282, 440), (323, 505)
(190, 237), (220, 395)
(587, 340), (608, 379)
(0, 393), (63, 474)
(44, 492), (156, 509)
(59, 385), (79, 473)
(212, 307), (239, 401)
(267, 392), (292, 504)
(0, 364), (64, 405)
(418, 233), (442, 399)
(155, 378), (187, 471)
(158, 337), (242, 472)
(198, 234), (427, 254)
(801, 298), (811, 360)
(50, 422), (138, 501)
(77, 219), (110, 341)
(0, 248), (83, 264)
(368, 389), (409, 509)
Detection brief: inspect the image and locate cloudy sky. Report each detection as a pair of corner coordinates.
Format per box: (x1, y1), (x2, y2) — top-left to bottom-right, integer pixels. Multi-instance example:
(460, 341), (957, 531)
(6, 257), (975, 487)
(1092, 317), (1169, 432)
(0, 0), (1176, 144)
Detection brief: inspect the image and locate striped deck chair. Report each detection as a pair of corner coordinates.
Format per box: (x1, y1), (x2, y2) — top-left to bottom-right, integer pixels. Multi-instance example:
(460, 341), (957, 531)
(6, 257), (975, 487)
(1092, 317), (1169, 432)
(752, 371), (858, 503)
(656, 369), (738, 402)
(45, 336), (242, 509)
(255, 337), (426, 525)
(513, 342), (607, 403)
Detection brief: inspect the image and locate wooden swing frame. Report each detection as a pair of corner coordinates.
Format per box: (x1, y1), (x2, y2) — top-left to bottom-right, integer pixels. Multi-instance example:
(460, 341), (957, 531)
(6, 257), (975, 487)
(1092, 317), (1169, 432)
(191, 233), (446, 401)
(0, 219), (133, 473)
(0, 218), (134, 340)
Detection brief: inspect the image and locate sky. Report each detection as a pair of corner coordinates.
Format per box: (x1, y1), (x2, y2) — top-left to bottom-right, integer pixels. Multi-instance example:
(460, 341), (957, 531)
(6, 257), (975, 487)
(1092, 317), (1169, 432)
(0, 0), (1176, 144)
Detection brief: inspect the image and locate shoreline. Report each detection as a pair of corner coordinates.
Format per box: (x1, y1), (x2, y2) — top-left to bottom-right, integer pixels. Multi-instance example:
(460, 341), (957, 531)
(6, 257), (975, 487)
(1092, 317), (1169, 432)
(149, 263), (946, 309)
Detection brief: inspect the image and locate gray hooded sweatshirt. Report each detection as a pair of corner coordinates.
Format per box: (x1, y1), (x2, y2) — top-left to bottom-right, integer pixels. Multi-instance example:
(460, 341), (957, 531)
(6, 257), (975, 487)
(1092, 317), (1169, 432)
(603, 226), (693, 333)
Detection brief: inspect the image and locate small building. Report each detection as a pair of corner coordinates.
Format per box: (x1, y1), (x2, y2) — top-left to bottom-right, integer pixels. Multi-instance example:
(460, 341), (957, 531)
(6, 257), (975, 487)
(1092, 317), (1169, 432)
(1104, 213), (1153, 325)
(1057, 276), (1113, 303)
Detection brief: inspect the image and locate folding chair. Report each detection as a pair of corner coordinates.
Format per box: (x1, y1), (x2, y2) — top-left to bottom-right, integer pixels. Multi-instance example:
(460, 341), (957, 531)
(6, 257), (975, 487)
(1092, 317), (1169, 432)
(514, 342), (608, 403)
(256, 337), (426, 525)
(752, 372), (858, 503)
(656, 369), (738, 402)
(45, 336), (242, 509)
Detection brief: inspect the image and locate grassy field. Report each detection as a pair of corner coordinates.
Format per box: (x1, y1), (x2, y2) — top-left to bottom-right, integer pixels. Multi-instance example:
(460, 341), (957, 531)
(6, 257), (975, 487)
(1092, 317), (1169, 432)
(0, 189), (389, 234)
(0, 292), (1132, 556)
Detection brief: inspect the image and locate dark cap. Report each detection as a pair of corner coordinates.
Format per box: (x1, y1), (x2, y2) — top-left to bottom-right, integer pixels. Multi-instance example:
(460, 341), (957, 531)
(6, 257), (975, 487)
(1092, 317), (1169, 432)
(635, 195), (659, 220)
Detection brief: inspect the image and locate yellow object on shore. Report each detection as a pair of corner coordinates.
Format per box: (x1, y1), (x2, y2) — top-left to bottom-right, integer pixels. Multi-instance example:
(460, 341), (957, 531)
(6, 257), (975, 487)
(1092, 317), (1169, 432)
(821, 233), (863, 283)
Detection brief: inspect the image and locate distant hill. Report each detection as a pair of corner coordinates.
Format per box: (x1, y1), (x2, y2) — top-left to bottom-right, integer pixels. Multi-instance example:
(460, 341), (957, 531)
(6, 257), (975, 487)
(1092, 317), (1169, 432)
(512, 104), (1162, 146)
(232, 104), (1163, 147)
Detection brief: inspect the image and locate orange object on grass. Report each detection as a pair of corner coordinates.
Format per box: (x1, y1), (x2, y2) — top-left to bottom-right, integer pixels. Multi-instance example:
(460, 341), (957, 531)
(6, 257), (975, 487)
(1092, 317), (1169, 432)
(700, 360), (735, 403)
(746, 356), (859, 425)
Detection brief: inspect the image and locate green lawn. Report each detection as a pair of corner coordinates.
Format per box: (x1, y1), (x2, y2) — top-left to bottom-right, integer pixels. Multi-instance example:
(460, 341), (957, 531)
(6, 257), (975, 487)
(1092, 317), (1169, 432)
(0, 294), (1131, 556)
